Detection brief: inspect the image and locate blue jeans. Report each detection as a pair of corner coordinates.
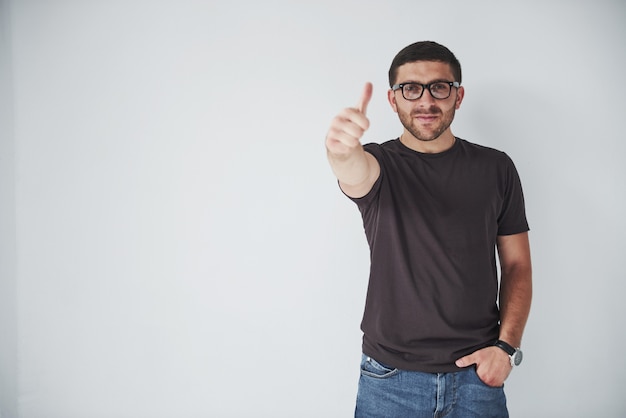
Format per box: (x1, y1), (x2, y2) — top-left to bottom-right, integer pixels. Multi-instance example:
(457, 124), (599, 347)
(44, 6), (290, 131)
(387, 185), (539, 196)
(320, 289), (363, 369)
(355, 354), (508, 418)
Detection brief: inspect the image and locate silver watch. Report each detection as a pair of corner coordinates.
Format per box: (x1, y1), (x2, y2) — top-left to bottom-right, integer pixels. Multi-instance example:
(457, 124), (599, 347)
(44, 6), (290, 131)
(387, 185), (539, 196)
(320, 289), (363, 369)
(494, 340), (523, 366)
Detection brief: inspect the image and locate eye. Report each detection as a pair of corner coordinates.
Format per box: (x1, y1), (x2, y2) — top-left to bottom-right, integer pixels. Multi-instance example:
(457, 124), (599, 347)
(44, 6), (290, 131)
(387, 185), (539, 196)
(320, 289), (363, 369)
(404, 84), (421, 93)
(431, 82), (448, 93)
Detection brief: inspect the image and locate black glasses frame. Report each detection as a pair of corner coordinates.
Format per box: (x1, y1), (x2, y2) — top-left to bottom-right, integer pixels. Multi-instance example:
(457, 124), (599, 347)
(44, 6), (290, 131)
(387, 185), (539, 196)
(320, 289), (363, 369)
(391, 81), (460, 100)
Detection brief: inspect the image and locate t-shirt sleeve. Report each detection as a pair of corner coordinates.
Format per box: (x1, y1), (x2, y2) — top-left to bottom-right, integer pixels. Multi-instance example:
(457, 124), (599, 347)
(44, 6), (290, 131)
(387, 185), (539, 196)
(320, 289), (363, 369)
(497, 154), (530, 235)
(342, 143), (384, 208)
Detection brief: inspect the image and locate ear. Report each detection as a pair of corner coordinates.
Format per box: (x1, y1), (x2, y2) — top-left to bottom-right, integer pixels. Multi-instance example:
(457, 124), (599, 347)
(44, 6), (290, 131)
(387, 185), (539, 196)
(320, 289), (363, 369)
(387, 89), (398, 113)
(455, 86), (465, 110)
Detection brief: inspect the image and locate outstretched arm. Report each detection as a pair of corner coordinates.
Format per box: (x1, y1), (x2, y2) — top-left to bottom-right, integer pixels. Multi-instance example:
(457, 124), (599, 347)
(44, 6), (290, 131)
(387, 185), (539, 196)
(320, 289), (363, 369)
(325, 82), (380, 198)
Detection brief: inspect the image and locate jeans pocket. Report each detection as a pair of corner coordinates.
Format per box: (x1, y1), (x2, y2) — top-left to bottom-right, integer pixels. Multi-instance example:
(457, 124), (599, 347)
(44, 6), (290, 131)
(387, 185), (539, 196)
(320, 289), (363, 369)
(360, 355), (399, 379)
(470, 366), (504, 389)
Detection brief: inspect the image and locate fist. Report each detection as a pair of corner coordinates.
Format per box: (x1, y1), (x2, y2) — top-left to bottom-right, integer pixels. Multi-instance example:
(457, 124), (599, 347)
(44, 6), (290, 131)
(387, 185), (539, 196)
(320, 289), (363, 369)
(325, 82), (373, 156)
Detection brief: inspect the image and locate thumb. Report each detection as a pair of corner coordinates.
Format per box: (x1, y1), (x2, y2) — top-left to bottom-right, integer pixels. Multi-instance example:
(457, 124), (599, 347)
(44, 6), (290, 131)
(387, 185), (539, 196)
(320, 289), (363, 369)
(455, 353), (477, 368)
(357, 82), (373, 115)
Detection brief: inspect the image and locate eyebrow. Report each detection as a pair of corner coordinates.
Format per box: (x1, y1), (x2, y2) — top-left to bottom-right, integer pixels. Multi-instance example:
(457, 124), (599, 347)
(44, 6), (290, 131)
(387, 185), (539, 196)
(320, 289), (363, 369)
(399, 79), (453, 85)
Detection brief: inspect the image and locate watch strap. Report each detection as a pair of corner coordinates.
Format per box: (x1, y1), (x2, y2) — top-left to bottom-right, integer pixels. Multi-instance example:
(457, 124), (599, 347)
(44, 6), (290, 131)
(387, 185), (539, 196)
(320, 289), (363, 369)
(493, 340), (516, 356)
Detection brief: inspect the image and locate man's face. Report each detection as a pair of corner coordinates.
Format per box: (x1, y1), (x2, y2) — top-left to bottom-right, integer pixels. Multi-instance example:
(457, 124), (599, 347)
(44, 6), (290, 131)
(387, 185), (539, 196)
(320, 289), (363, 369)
(388, 61), (464, 143)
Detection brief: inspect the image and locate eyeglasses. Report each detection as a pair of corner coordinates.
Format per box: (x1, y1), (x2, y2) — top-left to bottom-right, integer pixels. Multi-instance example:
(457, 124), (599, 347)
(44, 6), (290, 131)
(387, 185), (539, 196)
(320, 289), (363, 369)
(391, 81), (460, 100)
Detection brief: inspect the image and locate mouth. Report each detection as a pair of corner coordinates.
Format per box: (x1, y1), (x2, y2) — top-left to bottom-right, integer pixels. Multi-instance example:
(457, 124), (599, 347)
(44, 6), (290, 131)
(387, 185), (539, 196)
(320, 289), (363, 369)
(413, 114), (438, 123)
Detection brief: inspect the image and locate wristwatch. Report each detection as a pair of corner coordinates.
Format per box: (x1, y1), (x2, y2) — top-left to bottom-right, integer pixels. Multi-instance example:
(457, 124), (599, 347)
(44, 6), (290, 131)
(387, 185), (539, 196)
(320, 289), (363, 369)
(494, 340), (523, 367)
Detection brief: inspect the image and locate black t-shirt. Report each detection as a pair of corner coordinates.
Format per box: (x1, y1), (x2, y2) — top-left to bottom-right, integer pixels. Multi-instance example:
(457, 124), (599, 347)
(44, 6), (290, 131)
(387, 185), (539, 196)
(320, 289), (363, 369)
(347, 138), (529, 373)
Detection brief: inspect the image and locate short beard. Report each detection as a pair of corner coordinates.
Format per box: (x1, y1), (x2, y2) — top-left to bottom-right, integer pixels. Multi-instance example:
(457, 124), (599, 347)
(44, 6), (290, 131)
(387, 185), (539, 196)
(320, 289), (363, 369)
(398, 105), (456, 142)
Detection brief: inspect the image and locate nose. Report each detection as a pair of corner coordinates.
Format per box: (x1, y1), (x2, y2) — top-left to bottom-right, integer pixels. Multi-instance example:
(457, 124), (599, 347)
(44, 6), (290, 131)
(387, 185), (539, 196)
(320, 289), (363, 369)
(416, 89), (437, 107)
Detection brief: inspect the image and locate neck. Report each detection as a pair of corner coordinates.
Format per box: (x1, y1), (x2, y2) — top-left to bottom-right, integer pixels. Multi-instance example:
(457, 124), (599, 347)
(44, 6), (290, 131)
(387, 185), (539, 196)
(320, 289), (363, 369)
(400, 131), (456, 154)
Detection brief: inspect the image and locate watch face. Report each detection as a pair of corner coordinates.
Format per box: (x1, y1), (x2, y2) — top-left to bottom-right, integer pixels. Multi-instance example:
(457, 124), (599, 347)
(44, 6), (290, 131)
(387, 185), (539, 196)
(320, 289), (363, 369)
(513, 350), (523, 366)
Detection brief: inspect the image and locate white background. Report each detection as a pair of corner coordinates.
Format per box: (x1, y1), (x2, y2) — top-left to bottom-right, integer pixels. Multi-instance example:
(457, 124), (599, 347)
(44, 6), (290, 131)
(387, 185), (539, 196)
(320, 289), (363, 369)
(1, 1), (625, 417)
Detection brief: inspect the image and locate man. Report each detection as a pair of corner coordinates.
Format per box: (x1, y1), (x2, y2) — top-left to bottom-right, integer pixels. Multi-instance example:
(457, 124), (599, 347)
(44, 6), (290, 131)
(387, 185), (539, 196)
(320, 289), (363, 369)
(325, 41), (532, 417)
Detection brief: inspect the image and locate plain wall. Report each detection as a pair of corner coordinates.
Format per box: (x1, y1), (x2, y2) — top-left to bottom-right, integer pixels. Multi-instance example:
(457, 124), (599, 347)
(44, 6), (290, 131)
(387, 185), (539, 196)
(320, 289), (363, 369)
(0, 0), (18, 416)
(2, 0), (626, 417)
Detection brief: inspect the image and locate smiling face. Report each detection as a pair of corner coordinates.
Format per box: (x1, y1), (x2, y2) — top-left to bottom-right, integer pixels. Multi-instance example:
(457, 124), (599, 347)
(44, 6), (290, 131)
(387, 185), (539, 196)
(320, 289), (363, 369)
(388, 60), (465, 152)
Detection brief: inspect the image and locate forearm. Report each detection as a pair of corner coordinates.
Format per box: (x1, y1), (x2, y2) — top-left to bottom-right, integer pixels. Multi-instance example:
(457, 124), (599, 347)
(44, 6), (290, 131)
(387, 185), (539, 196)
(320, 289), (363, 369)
(496, 232), (532, 348)
(456, 259), (531, 384)
(498, 262), (532, 347)
(327, 146), (375, 187)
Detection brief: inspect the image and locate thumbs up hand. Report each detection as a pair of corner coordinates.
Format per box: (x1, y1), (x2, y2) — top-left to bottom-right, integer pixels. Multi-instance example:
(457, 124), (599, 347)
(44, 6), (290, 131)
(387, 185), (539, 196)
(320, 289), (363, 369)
(325, 82), (373, 157)
(325, 83), (380, 198)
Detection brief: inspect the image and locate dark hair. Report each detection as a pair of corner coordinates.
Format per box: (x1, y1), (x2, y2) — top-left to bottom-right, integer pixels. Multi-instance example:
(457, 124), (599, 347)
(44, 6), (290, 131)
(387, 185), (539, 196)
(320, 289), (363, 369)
(388, 41), (462, 87)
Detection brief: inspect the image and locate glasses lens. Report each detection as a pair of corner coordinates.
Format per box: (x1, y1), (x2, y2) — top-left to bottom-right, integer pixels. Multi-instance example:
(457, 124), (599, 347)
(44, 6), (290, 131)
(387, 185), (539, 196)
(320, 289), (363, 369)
(430, 82), (452, 99)
(403, 84), (424, 100)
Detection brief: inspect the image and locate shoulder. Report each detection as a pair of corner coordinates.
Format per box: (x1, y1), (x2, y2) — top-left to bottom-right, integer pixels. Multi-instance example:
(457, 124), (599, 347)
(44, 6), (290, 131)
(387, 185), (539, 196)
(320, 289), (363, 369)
(363, 139), (405, 163)
(458, 138), (506, 156)
(363, 139), (400, 153)
(457, 138), (516, 166)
